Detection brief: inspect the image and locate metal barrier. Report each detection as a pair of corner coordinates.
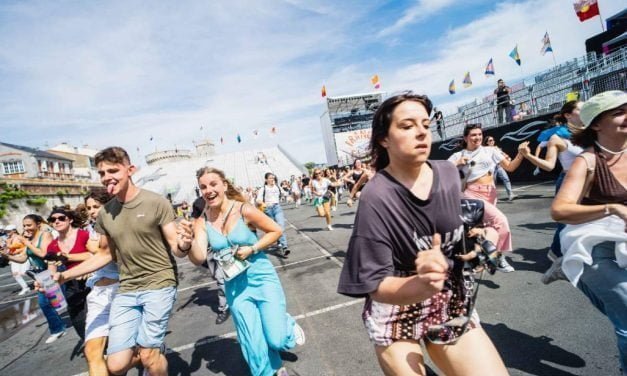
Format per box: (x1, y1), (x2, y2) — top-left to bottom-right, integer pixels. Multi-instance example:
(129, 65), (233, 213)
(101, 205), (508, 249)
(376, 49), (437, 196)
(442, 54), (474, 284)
(434, 47), (627, 142)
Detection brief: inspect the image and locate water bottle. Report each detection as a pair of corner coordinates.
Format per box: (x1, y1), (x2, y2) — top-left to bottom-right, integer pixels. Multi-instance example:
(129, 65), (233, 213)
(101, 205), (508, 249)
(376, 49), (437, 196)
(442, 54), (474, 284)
(35, 270), (67, 313)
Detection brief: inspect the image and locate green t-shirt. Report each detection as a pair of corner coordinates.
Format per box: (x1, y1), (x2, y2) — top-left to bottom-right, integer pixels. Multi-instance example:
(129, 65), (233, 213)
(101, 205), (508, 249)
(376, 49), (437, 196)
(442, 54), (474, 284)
(95, 188), (177, 293)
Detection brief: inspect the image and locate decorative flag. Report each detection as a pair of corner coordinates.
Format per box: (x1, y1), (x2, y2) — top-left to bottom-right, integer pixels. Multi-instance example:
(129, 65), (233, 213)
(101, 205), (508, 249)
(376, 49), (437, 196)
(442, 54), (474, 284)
(253, 129), (259, 138)
(485, 58), (495, 76)
(321, 85), (327, 97)
(509, 45), (521, 66)
(573, 0), (599, 22)
(448, 80), (456, 95)
(541, 32), (553, 55)
(463, 72), (472, 88)
(220, 137), (224, 145)
(371, 74), (381, 89)
(149, 135), (153, 141)
(200, 125), (203, 131)
(237, 133), (242, 143)
(271, 126), (277, 135)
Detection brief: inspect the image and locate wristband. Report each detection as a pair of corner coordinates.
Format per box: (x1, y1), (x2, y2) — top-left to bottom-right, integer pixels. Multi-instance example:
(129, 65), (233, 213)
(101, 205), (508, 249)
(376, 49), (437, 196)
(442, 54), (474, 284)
(251, 245), (259, 254)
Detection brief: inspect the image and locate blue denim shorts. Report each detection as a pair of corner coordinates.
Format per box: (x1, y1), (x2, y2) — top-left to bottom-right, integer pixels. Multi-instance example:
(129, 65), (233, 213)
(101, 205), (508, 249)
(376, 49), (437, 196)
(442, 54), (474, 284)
(107, 286), (177, 355)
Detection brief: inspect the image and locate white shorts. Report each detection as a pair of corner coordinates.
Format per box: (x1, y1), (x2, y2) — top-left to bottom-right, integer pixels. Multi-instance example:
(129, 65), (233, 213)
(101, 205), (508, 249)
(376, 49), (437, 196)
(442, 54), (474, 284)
(85, 283), (119, 341)
(10, 261), (30, 275)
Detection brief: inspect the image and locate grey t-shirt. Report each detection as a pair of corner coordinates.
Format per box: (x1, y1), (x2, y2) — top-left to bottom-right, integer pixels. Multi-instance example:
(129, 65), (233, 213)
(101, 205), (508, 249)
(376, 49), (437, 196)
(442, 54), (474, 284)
(95, 188), (177, 293)
(337, 160), (464, 298)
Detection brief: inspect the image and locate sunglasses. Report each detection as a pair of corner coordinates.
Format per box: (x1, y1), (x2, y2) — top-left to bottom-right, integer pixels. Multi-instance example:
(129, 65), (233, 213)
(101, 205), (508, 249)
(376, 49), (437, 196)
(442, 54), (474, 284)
(48, 215), (68, 223)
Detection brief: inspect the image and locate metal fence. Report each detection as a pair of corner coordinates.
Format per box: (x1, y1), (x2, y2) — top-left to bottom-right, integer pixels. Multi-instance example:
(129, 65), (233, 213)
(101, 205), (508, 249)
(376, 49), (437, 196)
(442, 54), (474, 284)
(434, 47), (627, 141)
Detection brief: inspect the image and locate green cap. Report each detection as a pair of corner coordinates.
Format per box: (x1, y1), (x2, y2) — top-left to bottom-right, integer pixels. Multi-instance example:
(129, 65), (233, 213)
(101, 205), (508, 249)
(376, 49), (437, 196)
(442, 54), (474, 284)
(580, 90), (627, 128)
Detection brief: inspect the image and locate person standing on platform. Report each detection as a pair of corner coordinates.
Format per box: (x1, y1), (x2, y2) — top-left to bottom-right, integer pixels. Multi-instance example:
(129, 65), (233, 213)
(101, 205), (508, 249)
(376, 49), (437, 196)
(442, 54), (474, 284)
(494, 79), (512, 124)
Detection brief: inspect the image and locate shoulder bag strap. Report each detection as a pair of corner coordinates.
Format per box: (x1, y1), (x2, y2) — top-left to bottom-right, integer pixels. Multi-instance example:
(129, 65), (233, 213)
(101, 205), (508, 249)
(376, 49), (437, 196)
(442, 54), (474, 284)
(577, 152), (596, 203)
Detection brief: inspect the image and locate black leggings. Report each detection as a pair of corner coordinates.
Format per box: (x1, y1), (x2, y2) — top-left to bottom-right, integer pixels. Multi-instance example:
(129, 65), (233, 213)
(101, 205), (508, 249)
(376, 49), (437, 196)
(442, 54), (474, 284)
(63, 279), (90, 341)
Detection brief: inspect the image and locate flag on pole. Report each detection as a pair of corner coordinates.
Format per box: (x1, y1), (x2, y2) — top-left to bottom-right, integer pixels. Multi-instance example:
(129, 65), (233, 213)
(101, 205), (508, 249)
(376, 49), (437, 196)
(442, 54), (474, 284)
(253, 129), (259, 138)
(463, 72), (472, 88)
(448, 80), (456, 95)
(371, 74), (381, 89)
(200, 125), (203, 131)
(541, 32), (553, 55)
(271, 126), (277, 135)
(237, 133), (242, 143)
(573, 0), (599, 22)
(509, 45), (521, 66)
(321, 85), (327, 97)
(220, 137), (224, 145)
(149, 135), (153, 141)
(485, 58), (495, 76)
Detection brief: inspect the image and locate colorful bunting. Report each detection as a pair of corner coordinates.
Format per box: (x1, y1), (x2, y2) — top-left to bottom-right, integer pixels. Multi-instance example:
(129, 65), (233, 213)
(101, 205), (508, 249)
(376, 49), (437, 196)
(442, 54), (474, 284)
(271, 126), (277, 135)
(541, 32), (553, 55)
(509, 45), (521, 66)
(573, 0), (600, 22)
(463, 72), (472, 88)
(321, 85), (327, 98)
(448, 80), (456, 95)
(220, 137), (224, 145)
(371, 74), (381, 89)
(237, 133), (242, 143)
(485, 58), (495, 76)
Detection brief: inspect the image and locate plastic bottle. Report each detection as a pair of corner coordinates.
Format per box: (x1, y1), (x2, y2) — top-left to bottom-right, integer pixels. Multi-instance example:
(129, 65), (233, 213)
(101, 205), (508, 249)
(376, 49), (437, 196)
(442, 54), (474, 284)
(35, 270), (67, 313)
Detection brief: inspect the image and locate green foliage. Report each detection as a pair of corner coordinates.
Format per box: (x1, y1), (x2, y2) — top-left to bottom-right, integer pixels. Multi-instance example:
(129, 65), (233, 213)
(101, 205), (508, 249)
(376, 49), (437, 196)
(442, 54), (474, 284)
(0, 184), (29, 218)
(26, 197), (47, 206)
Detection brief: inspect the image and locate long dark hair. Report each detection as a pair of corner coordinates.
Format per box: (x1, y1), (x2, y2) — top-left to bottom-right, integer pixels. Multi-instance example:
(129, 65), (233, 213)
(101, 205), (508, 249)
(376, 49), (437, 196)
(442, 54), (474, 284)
(370, 92), (433, 171)
(553, 100), (581, 125)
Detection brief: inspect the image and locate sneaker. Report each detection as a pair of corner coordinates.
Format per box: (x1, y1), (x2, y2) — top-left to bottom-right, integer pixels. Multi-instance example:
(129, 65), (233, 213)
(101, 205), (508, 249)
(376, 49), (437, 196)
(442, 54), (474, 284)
(331, 206), (337, 212)
(279, 247), (291, 258)
(18, 288), (30, 296)
(327, 225), (333, 231)
(45, 330), (66, 344)
(215, 310), (230, 325)
(275, 367), (289, 376)
(496, 255), (515, 273)
(507, 194), (517, 201)
(293, 322), (306, 346)
(542, 257), (567, 285)
(547, 249), (558, 262)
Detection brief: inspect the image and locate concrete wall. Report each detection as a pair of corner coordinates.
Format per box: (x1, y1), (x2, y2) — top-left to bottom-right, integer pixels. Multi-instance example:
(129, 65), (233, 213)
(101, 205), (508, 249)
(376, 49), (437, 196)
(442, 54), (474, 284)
(0, 195), (84, 230)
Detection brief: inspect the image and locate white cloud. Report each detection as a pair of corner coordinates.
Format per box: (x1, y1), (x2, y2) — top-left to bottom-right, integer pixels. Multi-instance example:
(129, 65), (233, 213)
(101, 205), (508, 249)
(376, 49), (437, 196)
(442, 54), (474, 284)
(377, 0), (456, 37)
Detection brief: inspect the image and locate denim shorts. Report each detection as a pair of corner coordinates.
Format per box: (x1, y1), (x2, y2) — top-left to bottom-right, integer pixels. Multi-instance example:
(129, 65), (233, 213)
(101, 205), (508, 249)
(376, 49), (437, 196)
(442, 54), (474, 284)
(107, 286), (177, 355)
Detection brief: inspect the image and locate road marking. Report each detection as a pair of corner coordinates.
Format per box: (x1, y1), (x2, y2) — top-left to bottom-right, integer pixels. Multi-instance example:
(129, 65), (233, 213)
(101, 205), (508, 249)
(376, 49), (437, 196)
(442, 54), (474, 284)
(70, 297), (362, 375)
(512, 181), (555, 191)
(286, 222), (344, 267)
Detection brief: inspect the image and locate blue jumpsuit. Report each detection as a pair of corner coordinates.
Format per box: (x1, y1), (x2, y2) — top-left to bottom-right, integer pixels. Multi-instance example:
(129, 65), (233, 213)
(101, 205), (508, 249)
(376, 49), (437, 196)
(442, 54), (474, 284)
(206, 218), (296, 376)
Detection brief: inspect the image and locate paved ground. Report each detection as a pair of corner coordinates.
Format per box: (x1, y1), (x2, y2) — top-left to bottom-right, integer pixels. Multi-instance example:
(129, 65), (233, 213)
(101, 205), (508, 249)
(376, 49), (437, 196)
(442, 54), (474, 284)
(0, 181), (621, 375)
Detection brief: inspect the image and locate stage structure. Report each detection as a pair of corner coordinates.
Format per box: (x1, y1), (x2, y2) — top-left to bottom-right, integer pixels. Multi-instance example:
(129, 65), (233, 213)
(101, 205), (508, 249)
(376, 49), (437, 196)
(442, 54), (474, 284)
(320, 92), (384, 167)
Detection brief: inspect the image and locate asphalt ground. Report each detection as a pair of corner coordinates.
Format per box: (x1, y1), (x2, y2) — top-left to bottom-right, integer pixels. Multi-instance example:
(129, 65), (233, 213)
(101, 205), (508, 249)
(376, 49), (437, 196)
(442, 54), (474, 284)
(0, 181), (620, 375)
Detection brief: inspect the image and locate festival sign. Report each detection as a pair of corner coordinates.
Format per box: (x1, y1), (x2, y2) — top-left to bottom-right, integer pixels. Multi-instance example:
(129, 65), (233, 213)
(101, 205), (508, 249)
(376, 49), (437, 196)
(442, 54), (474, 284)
(334, 128), (372, 167)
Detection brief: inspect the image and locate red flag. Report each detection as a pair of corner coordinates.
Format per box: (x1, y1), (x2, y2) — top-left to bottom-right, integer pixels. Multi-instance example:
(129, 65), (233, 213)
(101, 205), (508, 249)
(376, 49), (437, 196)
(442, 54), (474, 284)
(321, 85), (327, 98)
(573, 0), (599, 22)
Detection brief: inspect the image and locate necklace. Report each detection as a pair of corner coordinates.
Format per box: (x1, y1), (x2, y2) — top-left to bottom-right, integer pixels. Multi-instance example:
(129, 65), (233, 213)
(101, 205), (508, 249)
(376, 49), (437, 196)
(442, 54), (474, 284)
(595, 141), (627, 156)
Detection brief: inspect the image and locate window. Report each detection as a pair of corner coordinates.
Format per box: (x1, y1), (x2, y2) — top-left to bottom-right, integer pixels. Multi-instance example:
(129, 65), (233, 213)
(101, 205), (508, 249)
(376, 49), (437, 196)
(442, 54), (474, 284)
(2, 160), (25, 174)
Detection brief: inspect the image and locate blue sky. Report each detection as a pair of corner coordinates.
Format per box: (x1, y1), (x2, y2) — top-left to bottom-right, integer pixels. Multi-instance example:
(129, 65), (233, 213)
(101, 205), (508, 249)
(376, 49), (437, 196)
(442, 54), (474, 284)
(0, 0), (623, 165)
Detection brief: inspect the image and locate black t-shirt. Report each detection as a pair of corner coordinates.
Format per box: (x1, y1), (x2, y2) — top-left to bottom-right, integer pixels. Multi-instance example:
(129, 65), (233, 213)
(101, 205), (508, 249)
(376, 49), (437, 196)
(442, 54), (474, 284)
(495, 86), (510, 106)
(337, 160), (464, 298)
(302, 177), (311, 186)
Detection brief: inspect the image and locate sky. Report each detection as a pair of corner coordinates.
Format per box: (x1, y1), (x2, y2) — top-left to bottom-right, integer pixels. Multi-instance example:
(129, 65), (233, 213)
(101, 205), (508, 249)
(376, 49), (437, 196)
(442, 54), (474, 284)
(0, 0), (624, 166)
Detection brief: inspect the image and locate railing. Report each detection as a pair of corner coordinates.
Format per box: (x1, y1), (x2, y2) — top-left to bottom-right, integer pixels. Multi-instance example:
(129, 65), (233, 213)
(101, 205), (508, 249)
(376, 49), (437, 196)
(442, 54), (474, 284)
(434, 47), (627, 141)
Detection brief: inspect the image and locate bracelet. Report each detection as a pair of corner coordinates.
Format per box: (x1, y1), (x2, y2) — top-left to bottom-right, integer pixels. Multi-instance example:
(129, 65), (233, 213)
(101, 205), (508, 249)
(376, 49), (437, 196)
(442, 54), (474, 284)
(604, 204), (611, 216)
(251, 245), (259, 254)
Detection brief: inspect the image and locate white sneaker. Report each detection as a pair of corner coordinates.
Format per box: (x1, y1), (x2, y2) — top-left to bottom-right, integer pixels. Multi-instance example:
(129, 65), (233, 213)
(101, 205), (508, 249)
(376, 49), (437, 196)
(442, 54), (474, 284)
(293, 322), (306, 346)
(327, 225), (333, 231)
(331, 206), (337, 211)
(496, 255), (515, 273)
(45, 331), (66, 344)
(276, 367), (290, 376)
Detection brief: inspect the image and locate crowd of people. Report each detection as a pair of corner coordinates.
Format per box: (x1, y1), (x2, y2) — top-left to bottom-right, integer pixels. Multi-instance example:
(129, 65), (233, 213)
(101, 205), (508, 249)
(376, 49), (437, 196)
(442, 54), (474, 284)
(0, 89), (625, 376)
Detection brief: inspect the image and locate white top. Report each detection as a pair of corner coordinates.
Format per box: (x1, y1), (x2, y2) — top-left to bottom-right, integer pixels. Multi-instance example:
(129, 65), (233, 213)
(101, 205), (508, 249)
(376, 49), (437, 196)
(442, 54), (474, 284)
(560, 216), (627, 286)
(311, 178), (331, 196)
(260, 185), (281, 204)
(448, 146), (504, 183)
(557, 138), (583, 171)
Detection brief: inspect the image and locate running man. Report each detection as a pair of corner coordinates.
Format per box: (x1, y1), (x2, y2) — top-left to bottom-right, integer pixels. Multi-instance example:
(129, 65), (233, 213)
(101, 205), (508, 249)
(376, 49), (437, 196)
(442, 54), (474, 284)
(56, 146), (189, 376)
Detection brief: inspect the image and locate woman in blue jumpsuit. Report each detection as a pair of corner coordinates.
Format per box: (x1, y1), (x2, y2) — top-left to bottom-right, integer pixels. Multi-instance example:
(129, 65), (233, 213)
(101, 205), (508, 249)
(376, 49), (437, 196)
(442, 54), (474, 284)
(177, 167), (304, 376)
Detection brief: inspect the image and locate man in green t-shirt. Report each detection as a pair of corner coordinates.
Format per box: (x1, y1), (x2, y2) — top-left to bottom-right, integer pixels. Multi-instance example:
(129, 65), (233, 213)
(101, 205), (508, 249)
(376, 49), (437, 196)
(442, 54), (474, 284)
(58, 147), (191, 376)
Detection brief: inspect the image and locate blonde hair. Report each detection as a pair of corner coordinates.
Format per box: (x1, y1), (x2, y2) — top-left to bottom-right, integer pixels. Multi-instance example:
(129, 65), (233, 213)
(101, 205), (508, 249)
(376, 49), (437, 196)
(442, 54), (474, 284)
(195, 167), (247, 203)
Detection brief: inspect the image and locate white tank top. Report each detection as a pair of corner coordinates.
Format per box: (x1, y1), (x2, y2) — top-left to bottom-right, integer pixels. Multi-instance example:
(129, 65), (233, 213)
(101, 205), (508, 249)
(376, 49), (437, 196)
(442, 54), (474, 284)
(557, 139), (583, 171)
(448, 146), (504, 183)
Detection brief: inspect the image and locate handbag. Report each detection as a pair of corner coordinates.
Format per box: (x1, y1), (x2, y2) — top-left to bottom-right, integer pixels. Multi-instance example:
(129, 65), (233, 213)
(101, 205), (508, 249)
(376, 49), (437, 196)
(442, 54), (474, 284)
(214, 202), (250, 281)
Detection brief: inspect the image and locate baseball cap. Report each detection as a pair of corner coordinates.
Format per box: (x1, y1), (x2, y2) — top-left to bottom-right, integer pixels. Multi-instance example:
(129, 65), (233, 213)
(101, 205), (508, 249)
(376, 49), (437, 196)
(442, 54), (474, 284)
(5, 225), (17, 231)
(580, 90), (627, 128)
